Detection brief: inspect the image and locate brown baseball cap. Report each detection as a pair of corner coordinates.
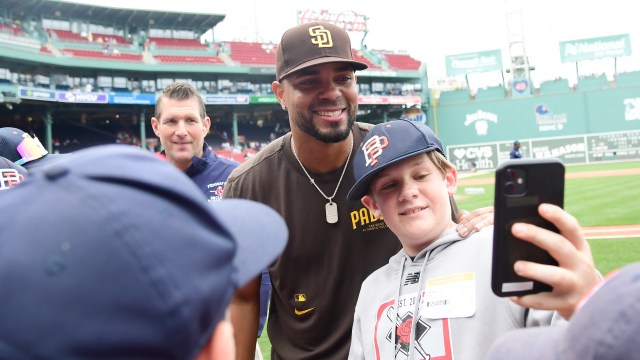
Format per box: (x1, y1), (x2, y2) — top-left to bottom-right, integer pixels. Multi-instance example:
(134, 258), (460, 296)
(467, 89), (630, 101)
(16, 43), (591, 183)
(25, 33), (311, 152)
(276, 22), (368, 81)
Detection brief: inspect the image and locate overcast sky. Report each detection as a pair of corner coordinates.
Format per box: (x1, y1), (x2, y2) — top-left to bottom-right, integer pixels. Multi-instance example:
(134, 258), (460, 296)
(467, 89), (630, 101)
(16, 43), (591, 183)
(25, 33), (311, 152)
(66, 0), (640, 87)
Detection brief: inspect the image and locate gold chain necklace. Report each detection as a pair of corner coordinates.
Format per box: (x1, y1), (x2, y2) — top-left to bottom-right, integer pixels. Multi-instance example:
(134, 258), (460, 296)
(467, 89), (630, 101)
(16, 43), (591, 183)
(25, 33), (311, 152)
(291, 135), (353, 224)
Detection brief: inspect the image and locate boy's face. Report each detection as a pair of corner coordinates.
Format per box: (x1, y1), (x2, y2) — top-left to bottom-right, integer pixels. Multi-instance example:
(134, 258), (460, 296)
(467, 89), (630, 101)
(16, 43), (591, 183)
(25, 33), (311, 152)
(361, 153), (457, 256)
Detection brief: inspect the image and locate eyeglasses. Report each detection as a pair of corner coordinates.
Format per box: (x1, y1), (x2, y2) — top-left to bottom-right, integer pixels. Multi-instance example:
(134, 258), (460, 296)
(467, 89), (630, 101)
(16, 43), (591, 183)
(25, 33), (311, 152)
(15, 135), (48, 166)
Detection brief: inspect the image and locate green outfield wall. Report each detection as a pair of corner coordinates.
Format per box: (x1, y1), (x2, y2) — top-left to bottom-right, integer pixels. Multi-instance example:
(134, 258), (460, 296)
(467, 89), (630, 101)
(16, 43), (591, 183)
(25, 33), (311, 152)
(429, 79), (640, 170)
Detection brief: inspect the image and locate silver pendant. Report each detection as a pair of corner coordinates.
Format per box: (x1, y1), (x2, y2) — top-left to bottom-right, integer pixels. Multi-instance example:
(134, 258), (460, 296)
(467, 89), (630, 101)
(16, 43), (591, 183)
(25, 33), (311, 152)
(325, 201), (338, 224)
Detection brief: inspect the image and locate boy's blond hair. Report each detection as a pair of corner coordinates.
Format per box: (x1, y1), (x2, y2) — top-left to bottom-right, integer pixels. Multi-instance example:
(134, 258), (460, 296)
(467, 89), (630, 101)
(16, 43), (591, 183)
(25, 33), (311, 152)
(426, 150), (456, 177)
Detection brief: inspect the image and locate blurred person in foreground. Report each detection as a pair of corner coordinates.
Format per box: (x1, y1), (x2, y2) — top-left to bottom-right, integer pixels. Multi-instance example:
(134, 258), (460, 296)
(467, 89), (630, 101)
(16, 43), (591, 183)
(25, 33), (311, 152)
(224, 22), (495, 359)
(152, 82), (271, 359)
(487, 262), (639, 360)
(0, 144), (287, 359)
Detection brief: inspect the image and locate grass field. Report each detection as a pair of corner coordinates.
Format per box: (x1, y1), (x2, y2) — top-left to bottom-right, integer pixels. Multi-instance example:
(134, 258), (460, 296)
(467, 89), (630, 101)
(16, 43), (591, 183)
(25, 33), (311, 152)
(257, 160), (640, 359)
(456, 160), (640, 226)
(456, 160), (640, 274)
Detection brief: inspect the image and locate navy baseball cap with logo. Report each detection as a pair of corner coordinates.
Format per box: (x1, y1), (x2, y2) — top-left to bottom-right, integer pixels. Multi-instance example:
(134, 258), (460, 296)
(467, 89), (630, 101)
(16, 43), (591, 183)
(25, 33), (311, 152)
(0, 144), (288, 359)
(348, 119), (445, 201)
(276, 21), (368, 81)
(0, 127), (70, 171)
(486, 262), (640, 359)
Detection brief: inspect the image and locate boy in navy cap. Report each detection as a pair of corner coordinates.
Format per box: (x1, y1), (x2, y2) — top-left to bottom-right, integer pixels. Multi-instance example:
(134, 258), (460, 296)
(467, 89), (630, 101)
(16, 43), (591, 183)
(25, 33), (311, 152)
(0, 144), (288, 359)
(346, 119), (601, 359)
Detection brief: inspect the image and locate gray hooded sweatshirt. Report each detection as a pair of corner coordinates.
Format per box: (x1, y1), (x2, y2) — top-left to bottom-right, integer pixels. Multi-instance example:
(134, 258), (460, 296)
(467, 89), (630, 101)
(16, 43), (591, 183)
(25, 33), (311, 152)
(348, 226), (566, 360)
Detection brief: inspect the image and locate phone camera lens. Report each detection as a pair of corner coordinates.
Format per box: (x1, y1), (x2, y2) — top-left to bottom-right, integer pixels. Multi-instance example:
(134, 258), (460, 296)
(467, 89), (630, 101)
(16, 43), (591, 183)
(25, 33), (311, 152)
(504, 181), (517, 195)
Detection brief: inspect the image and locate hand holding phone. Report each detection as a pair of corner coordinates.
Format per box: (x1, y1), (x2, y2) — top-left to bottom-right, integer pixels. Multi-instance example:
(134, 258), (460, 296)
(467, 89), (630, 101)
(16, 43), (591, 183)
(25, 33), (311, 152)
(491, 158), (565, 297)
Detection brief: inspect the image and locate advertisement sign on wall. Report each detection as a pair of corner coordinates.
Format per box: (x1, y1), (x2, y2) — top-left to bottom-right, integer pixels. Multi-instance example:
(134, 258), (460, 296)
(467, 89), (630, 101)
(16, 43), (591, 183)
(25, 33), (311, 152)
(559, 34), (631, 63)
(445, 49), (503, 76)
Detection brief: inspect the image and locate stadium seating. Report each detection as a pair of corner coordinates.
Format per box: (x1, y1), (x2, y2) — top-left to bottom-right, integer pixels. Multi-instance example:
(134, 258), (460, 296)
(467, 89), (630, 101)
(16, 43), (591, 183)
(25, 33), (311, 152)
(62, 48), (142, 62)
(148, 37), (206, 49)
(91, 32), (127, 44)
(45, 29), (127, 45)
(224, 41), (276, 65)
(154, 54), (224, 64)
(0, 27), (42, 52)
(47, 29), (87, 42)
(353, 50), (381, 69)
(384, 53), (421, 71)
(0, 23), (24, 36)
(0, 3), (426, 164)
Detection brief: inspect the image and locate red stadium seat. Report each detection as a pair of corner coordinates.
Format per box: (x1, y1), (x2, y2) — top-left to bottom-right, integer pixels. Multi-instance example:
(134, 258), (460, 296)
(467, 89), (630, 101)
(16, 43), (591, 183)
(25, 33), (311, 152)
(0, 23), (24, 36)
(224, 41), (276, 65)
(154, 55), (224, 64)
(352, 49), (381, 70)
(62, 48), (143, 62)
(384, 53), (421, 71)
(148, 37), (206, 49)
(46, 29), (128, 45)
(91, 32), (127, 44)
(47, 29), (87, 42)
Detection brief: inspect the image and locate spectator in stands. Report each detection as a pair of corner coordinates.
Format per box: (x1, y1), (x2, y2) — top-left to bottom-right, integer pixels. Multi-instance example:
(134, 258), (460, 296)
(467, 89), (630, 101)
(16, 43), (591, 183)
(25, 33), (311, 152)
(510, 140), (523, 159)
(151, 82), (270, 359)
(223, 21), (494, 360)
(0, 144), (287, 359)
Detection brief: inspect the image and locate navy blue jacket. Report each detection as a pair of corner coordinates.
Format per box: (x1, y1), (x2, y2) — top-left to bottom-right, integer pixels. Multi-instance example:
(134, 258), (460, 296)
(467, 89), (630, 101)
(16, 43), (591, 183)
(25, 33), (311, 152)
(185, 144), (239, 202)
